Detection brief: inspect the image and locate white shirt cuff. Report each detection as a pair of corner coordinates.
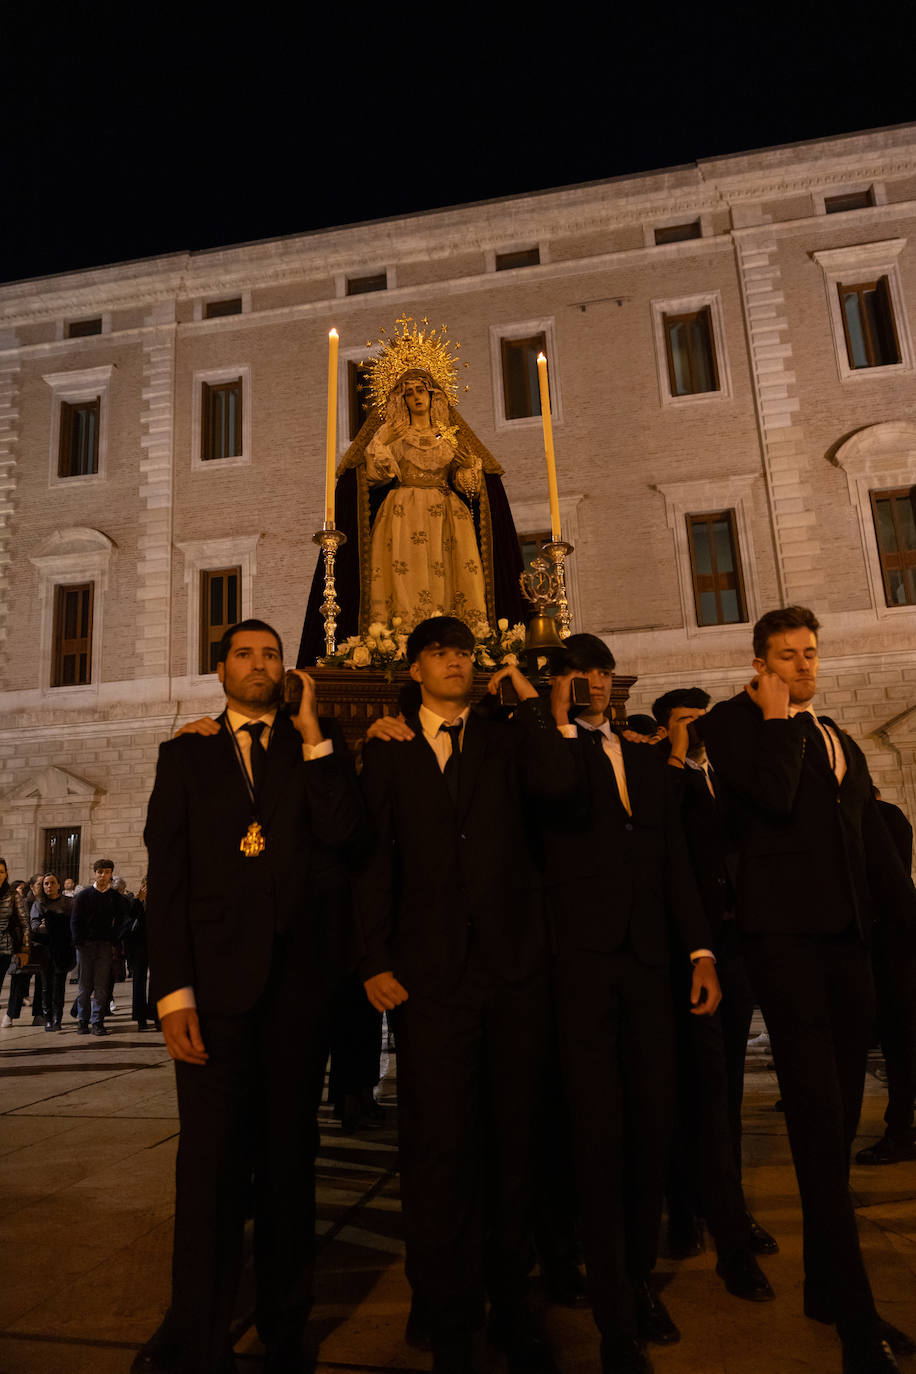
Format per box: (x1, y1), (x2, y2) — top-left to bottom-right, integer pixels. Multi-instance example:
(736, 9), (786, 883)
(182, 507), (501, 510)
(302, 738), (333, 761)
(690, 949), (716, 964)
(157, 987), (197, 1018)
(558, 724), (578, 738)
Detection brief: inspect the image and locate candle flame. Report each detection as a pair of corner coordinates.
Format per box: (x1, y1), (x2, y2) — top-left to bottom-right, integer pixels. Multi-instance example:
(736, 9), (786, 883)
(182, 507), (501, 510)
(329, 328), (339, 340)
(537, 352), (546, 362)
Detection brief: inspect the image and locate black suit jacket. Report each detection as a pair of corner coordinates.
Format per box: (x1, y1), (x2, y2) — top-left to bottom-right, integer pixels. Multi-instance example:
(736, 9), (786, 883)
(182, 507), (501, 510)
(144, 711), (363, 1017)
(699, 692), (916, 941)
(539, 729), (711, 965)
(355, 699), (576, 993)
(680, 763), (738, 945)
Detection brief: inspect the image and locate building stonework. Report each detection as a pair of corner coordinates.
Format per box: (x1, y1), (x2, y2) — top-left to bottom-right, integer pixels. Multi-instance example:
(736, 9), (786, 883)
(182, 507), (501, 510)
(2, 124), (916, 880)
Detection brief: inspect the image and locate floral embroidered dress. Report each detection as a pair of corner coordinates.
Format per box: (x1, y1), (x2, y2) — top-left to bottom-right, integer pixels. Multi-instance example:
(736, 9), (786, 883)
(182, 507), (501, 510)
(366, 426), (488, 632)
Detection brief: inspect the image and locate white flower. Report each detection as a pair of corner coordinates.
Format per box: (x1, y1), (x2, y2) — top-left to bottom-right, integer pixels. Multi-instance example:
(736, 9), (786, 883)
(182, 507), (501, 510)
(497, 618), (509, 631)
(365, 637), (377, 650)
(351, 645), (371, 667)
(368, 621), (385, 637)
(503, 653), (518, 666)
(392, 616), (403, 627)
(478, 651), (495, 667)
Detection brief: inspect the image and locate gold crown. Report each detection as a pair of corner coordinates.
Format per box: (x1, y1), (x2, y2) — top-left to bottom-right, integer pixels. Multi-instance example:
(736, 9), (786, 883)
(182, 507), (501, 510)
(362, 314), (469, 413)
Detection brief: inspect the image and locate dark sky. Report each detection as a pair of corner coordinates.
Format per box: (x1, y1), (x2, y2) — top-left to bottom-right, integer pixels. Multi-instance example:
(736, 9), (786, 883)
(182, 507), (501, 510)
(3, 4), (914, 285)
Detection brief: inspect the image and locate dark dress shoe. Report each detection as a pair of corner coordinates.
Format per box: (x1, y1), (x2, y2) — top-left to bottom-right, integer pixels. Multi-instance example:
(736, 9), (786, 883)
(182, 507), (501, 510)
(633, 1281), (680, 1345)
(76, 1022), (90, 1034)
(877, 1322), (916, 1359)
(432, 1331), (487, 1374)
(543, 1261), (590, 1309)
(91, 1023), (109, 1036)
(841, 1335), (901, 1373)
(856, 1134), (916, 1165)
(488, 1306), (558, 1374)
(600, 1333), (653, 1373)
(264, 1339), (314, 1373)
(746, 1211), (779, 1254)
(665, 1212), (705, 1259)
(715, 1250), (775, 1302)
(405, 1294), (433, 1351)
(130, 1336), (183, 1372)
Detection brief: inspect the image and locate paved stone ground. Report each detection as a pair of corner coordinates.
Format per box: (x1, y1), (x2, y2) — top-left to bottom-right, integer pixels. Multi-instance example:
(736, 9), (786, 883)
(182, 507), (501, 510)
(0, 991), (914, 1374)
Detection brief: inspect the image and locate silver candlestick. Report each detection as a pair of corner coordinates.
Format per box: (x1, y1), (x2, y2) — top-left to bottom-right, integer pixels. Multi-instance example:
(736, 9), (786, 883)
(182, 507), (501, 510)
(312, 524), (348, 657)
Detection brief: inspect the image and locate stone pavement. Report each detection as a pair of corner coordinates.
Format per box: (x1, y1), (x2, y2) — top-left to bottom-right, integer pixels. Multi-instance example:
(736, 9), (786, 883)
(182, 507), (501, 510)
(0, 993), (914, 1374)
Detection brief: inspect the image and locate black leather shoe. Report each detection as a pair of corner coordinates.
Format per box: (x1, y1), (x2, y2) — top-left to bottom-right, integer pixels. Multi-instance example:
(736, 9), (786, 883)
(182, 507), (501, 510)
(856, 1134), (916, 1166)
(633, 1281), (680, 1345)
(405, 1294), (433, 1351)
(488, 1306), (558, 1374)
(877, 1322), (916, 1359)
(76, 1022), (90, 1034)
(432, 1332), (487, 1374)
(665, 1212), (704, 1259)
(746, 1211), (779, 1254)
(841, 1335), (901, 1373)
(264, 1338), (314, 1373)
(600, 1333), (653, 1373)
(715, 1250), (775, 1302)
(130, 1336), (183, 1372)
(543, 1260), (590, 1309)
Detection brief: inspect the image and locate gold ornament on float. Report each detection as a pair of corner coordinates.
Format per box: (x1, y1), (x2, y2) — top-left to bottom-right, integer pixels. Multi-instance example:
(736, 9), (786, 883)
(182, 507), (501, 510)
(361, 314), (468, 415)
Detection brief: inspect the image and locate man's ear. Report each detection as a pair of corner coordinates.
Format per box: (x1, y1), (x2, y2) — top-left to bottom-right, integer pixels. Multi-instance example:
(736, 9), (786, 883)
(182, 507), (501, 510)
(656, 724), (670, 738)
(751, 657), (766, 674)
(409, 660), (422, 684)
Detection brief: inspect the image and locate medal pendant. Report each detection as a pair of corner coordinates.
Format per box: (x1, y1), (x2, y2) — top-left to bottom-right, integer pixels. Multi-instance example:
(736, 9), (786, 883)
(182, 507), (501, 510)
(240, 821), (266, 858)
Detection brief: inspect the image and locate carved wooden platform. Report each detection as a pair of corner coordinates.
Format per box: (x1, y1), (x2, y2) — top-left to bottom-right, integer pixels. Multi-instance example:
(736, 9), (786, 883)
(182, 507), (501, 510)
(309, 666), (637, 751)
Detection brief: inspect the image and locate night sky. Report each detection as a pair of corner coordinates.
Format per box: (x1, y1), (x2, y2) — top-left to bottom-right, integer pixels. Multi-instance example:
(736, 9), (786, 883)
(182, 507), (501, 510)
(3, 5), (914, 285)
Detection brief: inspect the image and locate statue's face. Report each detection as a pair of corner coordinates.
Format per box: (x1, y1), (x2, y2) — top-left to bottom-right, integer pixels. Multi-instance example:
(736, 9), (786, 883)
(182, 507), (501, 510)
(402, 380), (431, 419)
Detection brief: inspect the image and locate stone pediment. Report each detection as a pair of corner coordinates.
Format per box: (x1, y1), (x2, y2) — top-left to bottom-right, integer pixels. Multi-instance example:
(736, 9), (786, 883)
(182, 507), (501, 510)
(5, 766), (100, 804)
(874, 705), (916, 750)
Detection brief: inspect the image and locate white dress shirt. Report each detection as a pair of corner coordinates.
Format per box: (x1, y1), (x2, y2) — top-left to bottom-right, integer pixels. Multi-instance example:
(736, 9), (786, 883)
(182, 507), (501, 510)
(788, 703), (846, 784)
(157, 706), (333, 1019)
(418, 703), (471, 771)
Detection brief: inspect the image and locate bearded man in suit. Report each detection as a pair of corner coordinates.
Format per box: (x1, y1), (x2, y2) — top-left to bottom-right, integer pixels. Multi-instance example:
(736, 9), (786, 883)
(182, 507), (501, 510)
(699, 605), (916, 1374)
(356, 615), (575, 1374)
(135, 619), (362, 1374)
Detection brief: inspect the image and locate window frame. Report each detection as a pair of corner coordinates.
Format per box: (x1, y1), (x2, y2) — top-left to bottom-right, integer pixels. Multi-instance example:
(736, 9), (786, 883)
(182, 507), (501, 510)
(662, 306), (720, 397)
(29, 526), (114, 699)
(43, 365), (113, 488)
(57, 396), (101, 478)
(656, 476), (761, 637)
(191, 365), (252, 472)
(836, 277), (901, 370)
(685, 509), (748, 627)
(869, 487), (916, 609)
(51, 581), (95, 688)
(199, 566), (242, 674)
(177, 535), (260, 682)
(650, 292), (732, 407)
(489, 318), (560, 431)
(812, 240), (912, 383)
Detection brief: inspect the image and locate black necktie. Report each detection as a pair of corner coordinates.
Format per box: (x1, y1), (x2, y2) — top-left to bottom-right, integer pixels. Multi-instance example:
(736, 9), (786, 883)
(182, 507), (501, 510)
(440, 721), (463, 803)
(799, 712), (831, 770)
(242, 721), (267, 796)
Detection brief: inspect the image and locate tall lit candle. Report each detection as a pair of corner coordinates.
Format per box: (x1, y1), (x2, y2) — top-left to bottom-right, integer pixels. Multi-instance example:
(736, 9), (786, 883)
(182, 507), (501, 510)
(536, 352), (561, 540)
(325, 328), (339, 525)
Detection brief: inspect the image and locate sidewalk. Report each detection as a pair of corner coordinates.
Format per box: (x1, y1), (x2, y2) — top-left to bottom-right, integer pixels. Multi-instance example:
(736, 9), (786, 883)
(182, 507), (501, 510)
(0, 992), (913, 1373)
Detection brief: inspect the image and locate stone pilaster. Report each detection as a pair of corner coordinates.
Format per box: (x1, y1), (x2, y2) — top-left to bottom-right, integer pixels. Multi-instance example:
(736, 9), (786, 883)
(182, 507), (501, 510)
(733, 234), (825, 606)
(0, 359), (21, 690)
(136, 304), (176, 681)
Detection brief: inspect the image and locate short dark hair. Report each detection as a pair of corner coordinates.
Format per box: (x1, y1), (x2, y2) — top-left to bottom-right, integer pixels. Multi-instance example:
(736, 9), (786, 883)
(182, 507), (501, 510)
(561, 633), (616, 673)
(625, 713), (659, 738)
(752, 605), (820, 659)
(28, 873), (43, 887)
(43, 872), (61, 886)
(216, 619), (284, 666)
(651, 686), (711, 727)
(93, 858), (115, 873)
(406, 616), (475, 664)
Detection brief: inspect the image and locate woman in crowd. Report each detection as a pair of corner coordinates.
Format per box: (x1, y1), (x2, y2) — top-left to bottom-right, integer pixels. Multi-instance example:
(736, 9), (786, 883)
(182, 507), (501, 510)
(0, 859), (30, 1025)
(30, 873), (73, 1031)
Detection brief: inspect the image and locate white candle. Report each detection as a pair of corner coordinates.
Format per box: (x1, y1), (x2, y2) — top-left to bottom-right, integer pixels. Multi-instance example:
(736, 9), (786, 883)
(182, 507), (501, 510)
(536, 352), (561, 541)
(325, 328), (339, 525)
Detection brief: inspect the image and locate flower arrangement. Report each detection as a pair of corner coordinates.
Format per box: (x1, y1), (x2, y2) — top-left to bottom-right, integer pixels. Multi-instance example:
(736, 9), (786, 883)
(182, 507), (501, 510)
(320, 617), (528, 677)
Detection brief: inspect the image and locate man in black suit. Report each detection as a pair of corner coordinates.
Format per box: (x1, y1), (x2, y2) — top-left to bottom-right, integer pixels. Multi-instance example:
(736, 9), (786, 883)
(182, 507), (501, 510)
(856, 793), (916, 1166)
(540, 634), (721, 1374)
(135, 619), (362, 1374)
(652, 687), (777, 1299)
(699, 605), (916, 1374)
(356, 616), (575, 1374)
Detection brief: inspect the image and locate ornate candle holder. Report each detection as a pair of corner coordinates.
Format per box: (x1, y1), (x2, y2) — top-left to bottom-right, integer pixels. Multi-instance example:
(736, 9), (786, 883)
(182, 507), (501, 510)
(312, 524), (348, 657)
(542, 539), (574, 639)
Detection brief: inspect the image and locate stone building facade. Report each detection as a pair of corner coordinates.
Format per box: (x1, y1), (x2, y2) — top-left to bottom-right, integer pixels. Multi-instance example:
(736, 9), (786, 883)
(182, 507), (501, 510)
(1, 123), (915, 882)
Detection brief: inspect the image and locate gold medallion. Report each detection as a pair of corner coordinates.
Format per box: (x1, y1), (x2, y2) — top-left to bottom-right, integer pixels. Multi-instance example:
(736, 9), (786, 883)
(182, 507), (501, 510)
(240, 821), (266, 858)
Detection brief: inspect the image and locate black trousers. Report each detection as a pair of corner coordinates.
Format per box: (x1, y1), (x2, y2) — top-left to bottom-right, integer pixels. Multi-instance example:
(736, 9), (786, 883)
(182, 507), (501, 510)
(871, 925), (916, 1137)
(170, 947), (333, 1371)
(742, 930), (877, 1339)
(668, 925), (756, 1254)
(554, 949), (674, 1340)
(127, 941), (154, 1023)
(38, 965), (67, 1024)
(327, 972), (382, 1102)
(393, 961), (548, 1340)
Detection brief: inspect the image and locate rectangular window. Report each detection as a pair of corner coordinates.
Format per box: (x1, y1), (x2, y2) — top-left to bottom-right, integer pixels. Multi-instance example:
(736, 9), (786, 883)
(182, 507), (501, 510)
(501, 333), (546, 420)
(58, 398), (100, 477)
(52, 582), (94, 687)
(205, 297), (243, 319)
(43, 826), (81, 886)
(200, 567), (241, 672)
(870, 488), (916, 607)
(201, 378), (243, 461)
(346, 272), (387, 296)
(67, 318), (103, 338)
(664, 308), (719, 395)
(496, 247), (540, 271)
(686, 511), (747, 626)
(655, 221), (702, 244)
(348, 360), (372, 441)
(838, 278), (901, 369)
(825, 190), (874, 214)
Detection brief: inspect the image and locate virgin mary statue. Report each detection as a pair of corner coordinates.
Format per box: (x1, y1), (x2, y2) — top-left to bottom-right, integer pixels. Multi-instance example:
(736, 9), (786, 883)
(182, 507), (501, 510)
(298, 317), (525, 665)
